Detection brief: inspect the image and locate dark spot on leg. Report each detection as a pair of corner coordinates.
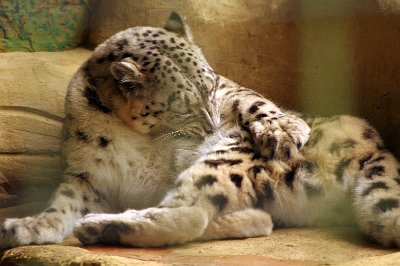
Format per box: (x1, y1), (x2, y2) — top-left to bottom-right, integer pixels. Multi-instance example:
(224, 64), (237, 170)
(362, 181), (389, 196)
(307, 129), (323, 147)
(376, 143), (385, 150)
(11, 227), (16, 236)
(230, 173), (243, 188)
(284, 164), (299, 189)
(261, 180), (274, 200)
(76, 232), (91, 244)
(363, 128), (376, 139)
(251, 152), (263, 161)
(232, 100), (239, 112)
(230, 147), (254, 154)
(46, 219), (56, 229)
(256, 113), (268, 120)
(335, 159), (352, 183)
(209, 194), (228, 212)
(100, 224), (129, 245)
(98, 136), (110, 147)
(329, 139), (356, 153)
(249, 165), (268, 177)
(359, 153), (373, 170)
(60, 189), (75, 198)
(195, 175), (217, 189)
(248, 105), (259, 114)
(375, 198), (399, 212)
(304, 183), (324, 197)
(86, 226), (98, 236)
(304, 160), (317, 173)
(366, 165), (385, 179)
(45, 207), (57, 213)
(204, 159), (242, 168)
(264, 137), (278, 158)
(76, 130), (89, 142)
(370, 156), (385, 164)
(33, 226), (40, 235)
(209, 149), (229, 155)
(81, 208), (90, 216)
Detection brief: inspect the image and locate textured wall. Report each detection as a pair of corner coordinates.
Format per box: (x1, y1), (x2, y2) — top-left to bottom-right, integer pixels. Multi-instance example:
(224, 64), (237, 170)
(0, 0), (93, 52)
(352, 0), (400, 158)
(0, 49), (91, 211)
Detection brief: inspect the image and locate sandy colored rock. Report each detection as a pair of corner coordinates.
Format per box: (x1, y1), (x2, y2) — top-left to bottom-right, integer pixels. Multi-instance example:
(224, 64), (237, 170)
(338, 252), (400, 266)
(0, 245), (161, 266)
(0, 48), (91, 208)
(1, 227), (398, 266)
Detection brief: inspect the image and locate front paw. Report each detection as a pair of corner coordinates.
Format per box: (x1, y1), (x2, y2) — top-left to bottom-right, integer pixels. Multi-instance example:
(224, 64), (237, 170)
(1, 216), (66, 250)
(74, 213), (130, 245)
(250, 114), (310, 160)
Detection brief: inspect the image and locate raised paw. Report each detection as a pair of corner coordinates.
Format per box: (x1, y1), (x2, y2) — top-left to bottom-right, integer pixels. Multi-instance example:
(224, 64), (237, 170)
(74, 213), (131, 245)
(250, 113), (310, 160)
(0, 217), (64, 249)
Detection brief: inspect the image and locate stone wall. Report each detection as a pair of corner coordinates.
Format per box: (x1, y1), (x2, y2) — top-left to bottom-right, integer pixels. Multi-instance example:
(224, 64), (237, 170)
(352, 0), (400, 158)
(0, 49), (92, 214)
(0, 0), (93, 52)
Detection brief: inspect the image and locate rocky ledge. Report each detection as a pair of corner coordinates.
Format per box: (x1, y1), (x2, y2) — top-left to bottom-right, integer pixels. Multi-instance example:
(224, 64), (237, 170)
(1, 227), (399, 266)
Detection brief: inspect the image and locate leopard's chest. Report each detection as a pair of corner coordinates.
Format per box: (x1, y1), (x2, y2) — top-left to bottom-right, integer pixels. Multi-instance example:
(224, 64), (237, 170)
(121, 145), (178, 210)
(65, 121), (179, 212)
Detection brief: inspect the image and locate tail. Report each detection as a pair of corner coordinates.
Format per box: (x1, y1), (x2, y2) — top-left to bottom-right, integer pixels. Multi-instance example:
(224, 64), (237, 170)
(353, 150), (400, 247)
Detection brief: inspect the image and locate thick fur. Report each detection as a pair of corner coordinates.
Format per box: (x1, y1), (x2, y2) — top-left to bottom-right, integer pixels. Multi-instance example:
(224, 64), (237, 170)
(1, 13), (399, 249)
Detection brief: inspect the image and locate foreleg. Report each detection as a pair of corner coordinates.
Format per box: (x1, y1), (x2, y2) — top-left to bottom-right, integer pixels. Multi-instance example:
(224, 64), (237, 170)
(217, 77), (310, 160)
(74, 206), (209, 247)
(0, 178), (105, 249)
(199, 208), (273, 241)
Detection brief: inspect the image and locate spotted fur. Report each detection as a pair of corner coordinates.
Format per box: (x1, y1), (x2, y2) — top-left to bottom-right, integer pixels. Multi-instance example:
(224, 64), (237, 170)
(1, 12), (399, 249)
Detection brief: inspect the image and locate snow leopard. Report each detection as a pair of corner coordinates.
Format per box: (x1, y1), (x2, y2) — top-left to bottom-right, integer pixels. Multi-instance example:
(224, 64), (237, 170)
(1, 12), (399, 249)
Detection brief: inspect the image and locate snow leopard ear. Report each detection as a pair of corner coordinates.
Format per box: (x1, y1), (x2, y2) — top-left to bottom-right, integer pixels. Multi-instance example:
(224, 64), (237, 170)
(110, 60), (148, 98)
(164, 11), (193, 43)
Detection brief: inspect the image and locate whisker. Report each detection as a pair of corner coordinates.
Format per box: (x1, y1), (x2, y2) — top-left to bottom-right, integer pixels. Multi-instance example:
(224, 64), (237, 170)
(152, 130), (179, 142)
(152, 130), (186, 143)
(159, 132), (186, 144)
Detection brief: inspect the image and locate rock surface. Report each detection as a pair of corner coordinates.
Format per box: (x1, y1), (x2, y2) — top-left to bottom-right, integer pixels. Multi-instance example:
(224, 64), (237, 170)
(0, 48), (91, 211)
(0, 1), (92, 52)
(1, 228), (399, 265)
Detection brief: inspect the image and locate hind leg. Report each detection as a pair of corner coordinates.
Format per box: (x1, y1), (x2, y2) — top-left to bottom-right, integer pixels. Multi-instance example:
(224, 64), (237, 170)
(354, 150), (400, 247)
(199, 208), (273, 241)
